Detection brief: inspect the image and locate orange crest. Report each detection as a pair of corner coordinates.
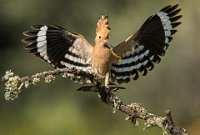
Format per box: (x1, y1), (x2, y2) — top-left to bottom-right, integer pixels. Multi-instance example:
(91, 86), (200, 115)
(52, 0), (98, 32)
(96, 15), (111, 40)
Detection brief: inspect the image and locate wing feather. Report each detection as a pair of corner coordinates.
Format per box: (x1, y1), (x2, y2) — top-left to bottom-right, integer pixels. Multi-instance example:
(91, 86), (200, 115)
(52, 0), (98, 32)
(22, 24), (93, 84)
(111, 5), (182, 84)
(22, 24), (93, 68)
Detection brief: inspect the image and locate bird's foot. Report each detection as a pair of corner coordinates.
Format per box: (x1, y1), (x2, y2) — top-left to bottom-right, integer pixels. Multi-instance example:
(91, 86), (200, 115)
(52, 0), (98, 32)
(99, 83), (125, 103)
(77, 84), (109, 103)
(77, 83), (125, 103)
(77, 85), (98, 92)
(105, 83), (126, 92)
(77, 83), (125, 92)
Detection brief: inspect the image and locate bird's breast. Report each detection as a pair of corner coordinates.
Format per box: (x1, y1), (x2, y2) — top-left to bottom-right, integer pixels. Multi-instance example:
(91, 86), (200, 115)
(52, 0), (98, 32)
(91, 46), (114, 76)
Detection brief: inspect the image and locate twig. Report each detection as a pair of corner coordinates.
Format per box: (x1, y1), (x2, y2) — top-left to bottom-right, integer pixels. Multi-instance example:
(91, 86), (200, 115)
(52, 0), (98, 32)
(1, 68), (189, 135)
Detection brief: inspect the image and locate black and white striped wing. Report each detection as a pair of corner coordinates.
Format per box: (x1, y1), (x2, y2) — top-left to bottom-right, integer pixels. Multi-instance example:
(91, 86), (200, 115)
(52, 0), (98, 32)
(22, 25), (94, 84)
(22, 25), (93, 69)
(111, 5), (182, 84)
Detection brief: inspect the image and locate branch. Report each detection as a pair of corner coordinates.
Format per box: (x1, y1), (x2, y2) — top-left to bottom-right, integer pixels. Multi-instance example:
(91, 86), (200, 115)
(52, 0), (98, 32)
(96, 87), (188, 135)
(1, 68), (96, 101)
(1, 68), (188, 135)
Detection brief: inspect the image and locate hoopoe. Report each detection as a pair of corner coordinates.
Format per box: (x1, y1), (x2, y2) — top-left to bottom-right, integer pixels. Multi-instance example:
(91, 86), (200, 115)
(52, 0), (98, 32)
(22, 5), (182, 89)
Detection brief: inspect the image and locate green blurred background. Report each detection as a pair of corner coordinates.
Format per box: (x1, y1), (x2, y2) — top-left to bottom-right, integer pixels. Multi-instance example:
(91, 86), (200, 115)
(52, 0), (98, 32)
(0, 0), (200, 135)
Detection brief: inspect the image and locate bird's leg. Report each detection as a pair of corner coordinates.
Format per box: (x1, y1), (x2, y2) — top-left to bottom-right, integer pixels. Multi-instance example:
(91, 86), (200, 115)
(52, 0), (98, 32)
(104, 72), (110, 89)
(104, 72), (126, 92)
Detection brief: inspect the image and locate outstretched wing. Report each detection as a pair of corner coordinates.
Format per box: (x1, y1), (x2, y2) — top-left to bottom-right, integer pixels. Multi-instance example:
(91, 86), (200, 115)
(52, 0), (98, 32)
(111, 4), (182, 83)
(22, 25), (93, 84)
(22, 25), (93, 70)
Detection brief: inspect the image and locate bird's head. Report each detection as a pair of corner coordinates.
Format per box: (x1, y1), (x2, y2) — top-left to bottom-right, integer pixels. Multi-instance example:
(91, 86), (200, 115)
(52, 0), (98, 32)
(95, 15), (111, 46)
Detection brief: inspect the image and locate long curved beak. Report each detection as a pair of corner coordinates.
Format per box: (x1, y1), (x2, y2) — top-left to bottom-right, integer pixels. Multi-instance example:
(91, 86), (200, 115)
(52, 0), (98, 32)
(105, 41), (113, 49)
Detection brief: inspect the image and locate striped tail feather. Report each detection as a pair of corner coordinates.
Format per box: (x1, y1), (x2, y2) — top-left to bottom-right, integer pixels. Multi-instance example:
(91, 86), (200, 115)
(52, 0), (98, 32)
(111, 4), (182, 84)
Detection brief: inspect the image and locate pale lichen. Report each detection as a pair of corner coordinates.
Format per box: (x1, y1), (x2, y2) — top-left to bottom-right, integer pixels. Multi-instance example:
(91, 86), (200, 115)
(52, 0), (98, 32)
(3, 70), (21, 101)
(144, 115), (165, 129)
(162, 130), (168, 135)
(24, 80), (30, 88)
(1, 69), (63, 100)
(2, 70), (43, 101)
(32, 77), (40, 84)
(110, 94), (121, 114)
(3, 70), (14, 80)
(44, 75), (55, 83)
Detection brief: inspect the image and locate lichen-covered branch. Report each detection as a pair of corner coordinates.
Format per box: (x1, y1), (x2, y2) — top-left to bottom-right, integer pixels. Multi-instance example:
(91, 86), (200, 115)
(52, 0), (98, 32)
(1, 68), (188, 135)
(95, 87), (188, 135)
(1, 68), (96, 100)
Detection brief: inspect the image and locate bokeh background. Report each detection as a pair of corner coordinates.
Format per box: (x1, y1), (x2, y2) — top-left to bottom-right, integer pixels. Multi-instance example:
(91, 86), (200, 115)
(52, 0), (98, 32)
(0, 0), (200, 135)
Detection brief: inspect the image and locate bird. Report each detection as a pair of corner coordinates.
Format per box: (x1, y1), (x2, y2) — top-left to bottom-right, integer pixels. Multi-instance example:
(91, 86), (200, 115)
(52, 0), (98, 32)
(22, 4), (182, 90)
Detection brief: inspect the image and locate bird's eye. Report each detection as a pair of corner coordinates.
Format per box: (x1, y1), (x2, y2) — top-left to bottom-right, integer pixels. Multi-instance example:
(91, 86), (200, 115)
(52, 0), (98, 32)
(98, 35), (102, 39)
